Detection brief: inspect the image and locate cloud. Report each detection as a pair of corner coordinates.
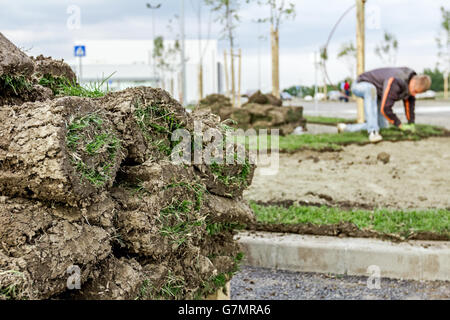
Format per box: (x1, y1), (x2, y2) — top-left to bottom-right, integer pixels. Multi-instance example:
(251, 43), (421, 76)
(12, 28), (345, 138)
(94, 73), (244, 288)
(0, 0), (448, 86)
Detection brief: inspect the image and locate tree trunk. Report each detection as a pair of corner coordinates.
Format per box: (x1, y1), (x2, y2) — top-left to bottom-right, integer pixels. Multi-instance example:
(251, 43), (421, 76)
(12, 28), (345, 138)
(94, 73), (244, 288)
(238, 49), (242, 108)
(198, 63), (204, 101)
(444, 71), (449, 100)
(271, 25), (280, 99)
(178, 71), (183, 104)
(224, 50), (230, 98)
(230, 47), (236, 107)
(322, 63), (328, 101)
(356, 0), (366, 123)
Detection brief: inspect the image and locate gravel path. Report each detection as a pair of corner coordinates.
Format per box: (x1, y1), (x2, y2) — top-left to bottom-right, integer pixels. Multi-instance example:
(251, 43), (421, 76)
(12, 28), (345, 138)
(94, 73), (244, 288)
(231, 266), (450, 300)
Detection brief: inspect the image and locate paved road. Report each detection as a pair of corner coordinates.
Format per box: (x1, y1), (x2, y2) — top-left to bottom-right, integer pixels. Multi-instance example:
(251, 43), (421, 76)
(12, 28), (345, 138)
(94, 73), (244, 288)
(231, 266), (450, 300)
(289, 99), (450, 130)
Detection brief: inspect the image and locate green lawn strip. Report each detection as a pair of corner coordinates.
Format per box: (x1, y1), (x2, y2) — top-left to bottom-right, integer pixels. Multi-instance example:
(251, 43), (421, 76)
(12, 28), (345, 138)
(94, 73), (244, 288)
(239, 124), (449, 153)
(250, 203), (450, 239)
(305, 116), (357, 126)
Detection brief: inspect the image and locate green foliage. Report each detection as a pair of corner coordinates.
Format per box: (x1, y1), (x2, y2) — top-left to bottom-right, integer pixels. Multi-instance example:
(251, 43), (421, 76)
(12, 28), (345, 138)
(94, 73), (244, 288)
(153, 36), (165, 59)
(0, 75), (32, 95)
(159, 200), (205, 247)
(137, 279), (152, 300)
(204, 0), (240, 44)
(66, 113), (120, 188)
(158, 272), (185, 299)
(0, 270), (25, 300)
(152, 36), (180, 74)
(0, 284), (17, 300)
(40, 74), (113, 98)
(85, 133), (120, 156)
(282, 85), (317, 98)
(138, 272), (185, 300)
(424, 68), (445, 92)
(73, 161), (114, 187)
(67, 113), (104, 150)
(283, 86), (301, 97)
(337, 41), (356, 79)
(134, 101), (183, 156)
(375, 31), (399, 66)
(38, 74), (72, 95)
(210, 157), (251, 188)
(193, 252), (244, 300)
(158, 182), (207, 247)
(248, 0), (296, 29)
(206, 222), (244, 236)
(164, 181), (206, 211)
(305, 116), (357, 126)
(251, 203), (450, 239)
(436, 6), (450, 71)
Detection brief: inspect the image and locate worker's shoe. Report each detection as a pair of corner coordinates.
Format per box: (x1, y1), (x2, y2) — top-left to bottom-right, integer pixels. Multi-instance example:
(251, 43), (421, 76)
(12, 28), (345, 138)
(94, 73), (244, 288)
(337, 123), (347, 133)
(369, 131), (383, 143)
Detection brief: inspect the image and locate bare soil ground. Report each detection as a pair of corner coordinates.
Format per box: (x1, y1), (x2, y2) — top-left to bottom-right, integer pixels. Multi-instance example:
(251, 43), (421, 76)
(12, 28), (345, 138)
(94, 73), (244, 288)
(245, 137), (450, 210)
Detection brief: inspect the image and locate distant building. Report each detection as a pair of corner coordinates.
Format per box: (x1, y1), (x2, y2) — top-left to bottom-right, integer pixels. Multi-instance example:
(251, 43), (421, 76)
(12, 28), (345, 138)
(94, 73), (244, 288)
(71, 39), (221, 104)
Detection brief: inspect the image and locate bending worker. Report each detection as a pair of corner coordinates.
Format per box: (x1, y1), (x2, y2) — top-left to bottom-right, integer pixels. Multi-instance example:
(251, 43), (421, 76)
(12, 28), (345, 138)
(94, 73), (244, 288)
(337, 67), (431, 143)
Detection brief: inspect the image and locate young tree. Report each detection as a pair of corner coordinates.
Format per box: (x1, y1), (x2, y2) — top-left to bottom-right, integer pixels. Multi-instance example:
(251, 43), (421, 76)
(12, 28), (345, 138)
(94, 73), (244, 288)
(337, 42), (357, 80)
(250, 0), (296, 98)
(374, 31), (399, 66)
(191, 2), (214, 101)
(153, 36), (181, 91)
(436, 6), (449, 98)
(164, 15), (184, 97)
(205, 0), (241, 106)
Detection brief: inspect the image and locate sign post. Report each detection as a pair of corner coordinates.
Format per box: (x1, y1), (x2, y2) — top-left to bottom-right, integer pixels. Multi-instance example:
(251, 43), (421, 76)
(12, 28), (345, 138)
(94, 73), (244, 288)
(74, 45), (86, 83)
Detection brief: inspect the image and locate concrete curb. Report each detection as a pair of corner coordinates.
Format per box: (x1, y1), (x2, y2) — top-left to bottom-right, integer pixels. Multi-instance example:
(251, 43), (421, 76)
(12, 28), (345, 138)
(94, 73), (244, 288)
(236, 231), (450, 282)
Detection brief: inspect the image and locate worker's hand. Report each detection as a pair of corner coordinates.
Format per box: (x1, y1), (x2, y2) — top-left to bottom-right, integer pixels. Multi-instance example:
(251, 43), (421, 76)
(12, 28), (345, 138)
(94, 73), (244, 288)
(400, 124), (416, 133)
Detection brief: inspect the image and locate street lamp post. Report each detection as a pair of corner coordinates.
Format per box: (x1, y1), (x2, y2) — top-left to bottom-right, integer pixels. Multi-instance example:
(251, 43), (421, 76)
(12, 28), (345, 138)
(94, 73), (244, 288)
(180, 0), (187, 106)
(146, 3), (162, 85)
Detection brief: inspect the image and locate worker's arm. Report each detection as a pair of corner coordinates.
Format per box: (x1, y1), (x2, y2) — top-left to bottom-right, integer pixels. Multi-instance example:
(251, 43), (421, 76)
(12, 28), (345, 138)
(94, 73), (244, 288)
(403, 95), (416, 124)
(380, 77), (403, 127)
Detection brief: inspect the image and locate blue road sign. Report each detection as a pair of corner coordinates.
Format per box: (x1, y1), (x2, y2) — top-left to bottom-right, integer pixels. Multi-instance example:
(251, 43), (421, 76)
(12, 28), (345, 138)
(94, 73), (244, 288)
(74, 45), (86, 57)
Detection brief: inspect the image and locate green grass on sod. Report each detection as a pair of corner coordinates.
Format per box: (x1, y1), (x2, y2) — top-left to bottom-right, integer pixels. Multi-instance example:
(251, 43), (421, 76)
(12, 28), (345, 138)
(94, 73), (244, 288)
(240, 124), (449, 152)
(305, 116), (357, 126)
(250, 203), (450, 239)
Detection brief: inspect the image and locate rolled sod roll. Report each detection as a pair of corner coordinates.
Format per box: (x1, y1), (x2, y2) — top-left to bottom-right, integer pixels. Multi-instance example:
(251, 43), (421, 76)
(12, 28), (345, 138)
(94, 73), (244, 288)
(0, 96), (124, 206)
(98, 87), (188, 164)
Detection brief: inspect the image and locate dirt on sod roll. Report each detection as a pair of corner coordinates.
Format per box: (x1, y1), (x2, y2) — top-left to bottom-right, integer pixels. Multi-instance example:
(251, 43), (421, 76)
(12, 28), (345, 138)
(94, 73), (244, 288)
(198, 93), (305, 136)
(32, 55), (77, 84)
(0, 32), (256, 300)
(0, 196), (111, 299)
(0, 90), (254, 300)
(245, 90), (282, 107)
(98, 87), (188, 164)
(0, 32), (34, 78)
(0, 97), (124, 207)
(0, 32), (58, 106)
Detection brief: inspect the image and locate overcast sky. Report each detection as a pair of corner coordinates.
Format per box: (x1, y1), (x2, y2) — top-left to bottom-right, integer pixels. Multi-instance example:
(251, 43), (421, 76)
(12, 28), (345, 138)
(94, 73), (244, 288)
(0, 0), (448, 90)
